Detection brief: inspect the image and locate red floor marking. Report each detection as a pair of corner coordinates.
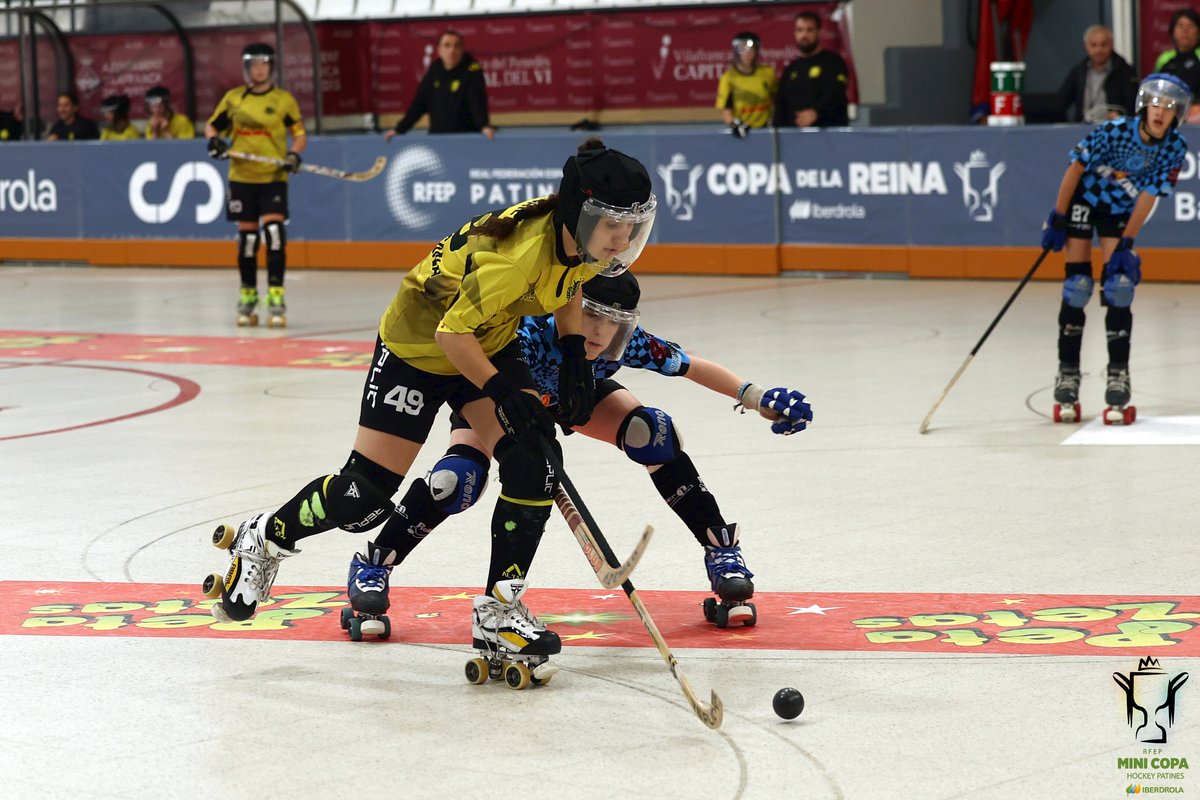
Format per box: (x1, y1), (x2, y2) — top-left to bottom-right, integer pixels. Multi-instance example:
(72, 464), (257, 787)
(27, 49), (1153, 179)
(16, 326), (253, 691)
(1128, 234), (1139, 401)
(0, 331), (374, 370)
(2, 581), (1197, 656)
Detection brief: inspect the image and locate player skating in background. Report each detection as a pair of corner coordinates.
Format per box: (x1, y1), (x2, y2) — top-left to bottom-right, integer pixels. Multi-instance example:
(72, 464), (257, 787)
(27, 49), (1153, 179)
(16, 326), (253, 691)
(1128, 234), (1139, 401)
(205, 43), (306, 328)
(203, 138), (657, 686)
(343, 271), (812, 635)
(715, 31), (777, 138)
(1041, 73), (1189, 424)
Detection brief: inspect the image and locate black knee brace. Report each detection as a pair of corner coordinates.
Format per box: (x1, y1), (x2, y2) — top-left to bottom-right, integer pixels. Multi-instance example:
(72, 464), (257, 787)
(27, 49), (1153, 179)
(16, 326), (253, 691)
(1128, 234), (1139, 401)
(1105, 305), (1133, 364)
(494, 435), (559, 501)
(237, 230), (259, 287)
(327, 450), (403, 533)
(263, 220), (286, 287)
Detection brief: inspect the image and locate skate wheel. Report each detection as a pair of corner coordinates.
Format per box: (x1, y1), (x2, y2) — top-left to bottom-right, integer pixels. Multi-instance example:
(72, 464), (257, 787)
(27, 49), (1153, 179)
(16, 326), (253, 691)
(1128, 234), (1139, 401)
(211, 603), (232, 623)
(201, 573), (224, 599)
(702, 597), (717, 623)
(728, 602), (757, 627)
(714, 603), (730, 629)
(1052, 403), (1062, 423)
(378, 615), (391, 640)
(1125, 405), (1137, 424)
(212, 524), (235, 550)
(1103, 406), (1117, 425)
(531, 671), (554, 687)
(503, 661), (532, 690)
(348, 616), (363, 642)
(360, 618), (385, 637)
(465, 657), (489, 685)
(340, 607), (353, 630)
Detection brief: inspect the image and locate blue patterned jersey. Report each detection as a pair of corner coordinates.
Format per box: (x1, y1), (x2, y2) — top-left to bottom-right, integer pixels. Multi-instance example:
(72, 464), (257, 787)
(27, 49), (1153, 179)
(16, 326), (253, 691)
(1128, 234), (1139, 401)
(518, 315), (692, 403)
(1069, 117), (1187, 215)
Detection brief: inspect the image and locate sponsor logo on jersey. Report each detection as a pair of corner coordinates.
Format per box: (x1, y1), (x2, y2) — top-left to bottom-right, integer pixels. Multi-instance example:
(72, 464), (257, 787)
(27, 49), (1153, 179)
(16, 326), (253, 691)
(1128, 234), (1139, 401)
(128, 161), (224, 224)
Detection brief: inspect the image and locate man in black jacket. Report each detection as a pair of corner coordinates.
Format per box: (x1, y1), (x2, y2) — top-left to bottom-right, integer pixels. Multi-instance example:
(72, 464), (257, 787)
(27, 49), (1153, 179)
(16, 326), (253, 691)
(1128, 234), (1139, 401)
(1055, 24), (1138, 123)
(385, 30), (495, 140)
(773, 10), (850, 128)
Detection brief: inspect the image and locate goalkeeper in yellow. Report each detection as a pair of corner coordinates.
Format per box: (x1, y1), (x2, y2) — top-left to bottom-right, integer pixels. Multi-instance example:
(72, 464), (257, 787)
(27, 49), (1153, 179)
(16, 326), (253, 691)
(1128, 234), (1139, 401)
(715, 32), (777, 138)
(205, 42), (307, 328)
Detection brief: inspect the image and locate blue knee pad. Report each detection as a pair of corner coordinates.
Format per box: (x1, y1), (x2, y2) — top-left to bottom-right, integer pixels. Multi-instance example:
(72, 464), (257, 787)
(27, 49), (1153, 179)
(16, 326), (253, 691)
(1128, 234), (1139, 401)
(1062, 274), (1094, 308)
(427, 444), (489, 515)
(1102, 272), (1135, 308)
(617, 407), (683, 466)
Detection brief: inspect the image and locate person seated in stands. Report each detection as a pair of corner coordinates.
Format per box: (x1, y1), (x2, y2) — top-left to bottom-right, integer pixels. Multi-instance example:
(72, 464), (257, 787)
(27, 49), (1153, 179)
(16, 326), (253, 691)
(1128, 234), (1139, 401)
(144, 86), (195, 139)
(46, 91), (99, 141)
(1054, 25), (1138, 123)
(100, 95), (139, 141)
(1154, 7), (1200, 122)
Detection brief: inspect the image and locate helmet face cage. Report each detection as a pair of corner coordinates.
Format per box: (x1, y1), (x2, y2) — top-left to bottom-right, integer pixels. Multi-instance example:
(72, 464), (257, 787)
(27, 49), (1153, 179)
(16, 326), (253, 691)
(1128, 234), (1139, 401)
(581, 296), (640, 361)
(242, 47), (276, 86)
(573, 195), (657, 277)
(1135, 74), (1192, 127)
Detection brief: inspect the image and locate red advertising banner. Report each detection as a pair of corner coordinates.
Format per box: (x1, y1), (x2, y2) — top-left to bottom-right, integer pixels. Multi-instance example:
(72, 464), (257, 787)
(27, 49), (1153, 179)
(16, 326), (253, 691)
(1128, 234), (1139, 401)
(2, 2), (854, 125)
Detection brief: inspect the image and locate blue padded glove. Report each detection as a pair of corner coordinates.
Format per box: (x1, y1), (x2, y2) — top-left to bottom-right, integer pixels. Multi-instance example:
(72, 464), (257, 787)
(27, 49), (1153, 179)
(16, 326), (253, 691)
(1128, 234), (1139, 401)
(1104, 237), (1141, 285)
(761, 388), (813, 435)
(1041, 210), (1068, 252)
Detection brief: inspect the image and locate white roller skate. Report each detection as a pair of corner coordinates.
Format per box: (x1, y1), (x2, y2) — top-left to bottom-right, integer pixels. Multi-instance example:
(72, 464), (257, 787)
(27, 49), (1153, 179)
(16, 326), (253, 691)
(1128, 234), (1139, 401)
(1052, 363), (1081, 423)
(266, 286), (287, 329)
(465, 579), (560, 689)
(1103, 363), (1136, 425)
(701, 524), (757, 628)
(237, 287), (259, 327)
(341, 542), (395, 641)
(201, 512), (298, 622)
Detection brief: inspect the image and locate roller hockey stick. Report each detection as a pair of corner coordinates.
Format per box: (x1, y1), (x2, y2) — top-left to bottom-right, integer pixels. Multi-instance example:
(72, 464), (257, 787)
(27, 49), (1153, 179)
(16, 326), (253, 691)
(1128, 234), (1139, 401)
(228, 150), (387, 182)
(553, 486), (653, 590)
(539, 440), (724, 730)
(919, 246), (1051, 434)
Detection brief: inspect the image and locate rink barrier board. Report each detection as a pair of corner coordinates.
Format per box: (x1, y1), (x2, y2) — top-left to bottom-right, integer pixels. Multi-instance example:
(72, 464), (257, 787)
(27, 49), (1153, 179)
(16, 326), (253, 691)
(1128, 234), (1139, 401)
(4, 238), (1198, 282)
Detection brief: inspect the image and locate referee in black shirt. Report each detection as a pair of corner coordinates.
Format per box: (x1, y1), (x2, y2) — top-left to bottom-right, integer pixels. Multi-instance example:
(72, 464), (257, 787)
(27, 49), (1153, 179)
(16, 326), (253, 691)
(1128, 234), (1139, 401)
(774, 11), (850, 128)
(385, 30), (496, 140)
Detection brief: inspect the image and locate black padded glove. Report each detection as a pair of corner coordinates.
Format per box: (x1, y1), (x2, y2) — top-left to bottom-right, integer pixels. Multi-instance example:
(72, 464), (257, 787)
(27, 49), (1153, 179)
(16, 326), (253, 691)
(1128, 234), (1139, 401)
(483, 373), (555, 451)
(730, 118), (750, 139)
(556, 334), (595, 427)
(207, 136), (229, 160)
(284, 151), (302, 174)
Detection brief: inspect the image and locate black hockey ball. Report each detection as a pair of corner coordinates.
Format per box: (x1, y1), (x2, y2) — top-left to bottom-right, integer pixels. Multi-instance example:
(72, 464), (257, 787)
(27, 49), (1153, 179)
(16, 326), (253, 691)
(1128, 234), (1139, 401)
(773, 687), (804, 719)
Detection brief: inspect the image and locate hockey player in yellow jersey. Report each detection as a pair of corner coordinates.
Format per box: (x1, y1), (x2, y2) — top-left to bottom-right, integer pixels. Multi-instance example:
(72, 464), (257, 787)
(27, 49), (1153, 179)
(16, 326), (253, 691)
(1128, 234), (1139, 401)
(716, 32), (777, 137)
(205, 42), (306, 328)
(203, 138), (656, 685)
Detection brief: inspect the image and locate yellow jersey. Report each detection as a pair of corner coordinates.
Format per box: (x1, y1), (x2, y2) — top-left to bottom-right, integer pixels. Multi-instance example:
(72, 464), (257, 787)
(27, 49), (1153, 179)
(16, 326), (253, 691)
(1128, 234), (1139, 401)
(208, 86), (305, 183)
(101, 125), (141, 141)
(145, 112), (196, 140)
(379, 199), (596, 375)
(715, 64), (778, 128)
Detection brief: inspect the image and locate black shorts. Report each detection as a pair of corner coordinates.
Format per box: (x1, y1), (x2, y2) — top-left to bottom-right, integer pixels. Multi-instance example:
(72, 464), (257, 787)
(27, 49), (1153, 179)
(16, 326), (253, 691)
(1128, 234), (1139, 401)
(226, 181), (289, 222)
(1066, 190), (1129, 240)
(358, 336), (535, 444)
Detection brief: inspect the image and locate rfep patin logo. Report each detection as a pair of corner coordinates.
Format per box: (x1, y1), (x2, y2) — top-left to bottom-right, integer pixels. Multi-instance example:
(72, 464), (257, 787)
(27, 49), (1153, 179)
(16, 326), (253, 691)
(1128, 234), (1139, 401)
(0, 170), (57, 213)
(656, 153), (704, 221)
(1114, 657), (1189, 744)
(953, 150), (1006, 222)
(129, 162), (224, 224)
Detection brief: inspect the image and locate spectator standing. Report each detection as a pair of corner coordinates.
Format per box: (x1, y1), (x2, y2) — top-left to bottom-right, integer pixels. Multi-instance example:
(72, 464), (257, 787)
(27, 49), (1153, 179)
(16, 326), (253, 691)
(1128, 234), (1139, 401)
(145, 86), (195, 139)
(774, 10), (850, 128)
(46, 91), (99, 141)
(1155, 8), (1200, 121)
(715, 32), (777, 136)
(385, 30), (495, 140)
(100, 95), (139, 141)
(1055, 25), (1138, 123)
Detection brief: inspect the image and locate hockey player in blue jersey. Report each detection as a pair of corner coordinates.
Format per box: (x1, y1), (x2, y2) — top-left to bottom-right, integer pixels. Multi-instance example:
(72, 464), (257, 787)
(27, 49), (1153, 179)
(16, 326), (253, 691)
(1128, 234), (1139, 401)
(1041, 73), (1190, 424)
(344, 272), (812, 630)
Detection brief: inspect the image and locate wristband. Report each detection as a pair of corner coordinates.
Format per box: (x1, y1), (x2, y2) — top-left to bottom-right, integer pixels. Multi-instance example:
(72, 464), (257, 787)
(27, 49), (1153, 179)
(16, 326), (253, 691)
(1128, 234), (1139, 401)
(735, 382), (765, 413)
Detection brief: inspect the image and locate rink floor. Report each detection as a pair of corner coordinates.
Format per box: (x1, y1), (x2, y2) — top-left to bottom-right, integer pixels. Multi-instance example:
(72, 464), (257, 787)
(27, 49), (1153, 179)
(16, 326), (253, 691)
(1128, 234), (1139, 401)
(2, 263), (1197, 799)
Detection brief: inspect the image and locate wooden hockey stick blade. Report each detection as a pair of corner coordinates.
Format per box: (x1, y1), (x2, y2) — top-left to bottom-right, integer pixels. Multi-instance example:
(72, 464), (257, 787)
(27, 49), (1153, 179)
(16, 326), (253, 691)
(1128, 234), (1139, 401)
(918, 353), (974, 434)
(228, 150), (387, 182)
(629, 589), (724, 729)
(554, 486), (653, 589)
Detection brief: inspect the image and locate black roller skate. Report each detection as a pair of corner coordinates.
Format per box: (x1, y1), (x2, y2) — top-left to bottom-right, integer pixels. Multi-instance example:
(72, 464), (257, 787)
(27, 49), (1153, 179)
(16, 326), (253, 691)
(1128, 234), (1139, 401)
(341, 542), (395, 641)
(1052, 363), (1082, 423)
(465, 579), (559, 690)
(1103, 363), (1136, 425)
(201, 512), (298, 622)
(701, 524), (757, 628)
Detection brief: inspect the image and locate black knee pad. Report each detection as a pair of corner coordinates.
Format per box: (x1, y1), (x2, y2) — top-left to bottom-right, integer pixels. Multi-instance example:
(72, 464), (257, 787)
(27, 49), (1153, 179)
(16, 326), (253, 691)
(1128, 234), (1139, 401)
(328, 450), (403, 533)
(494, 435), (560, 500)
(237, 230), (259, 283)
(263, 220), (286, 275)
(617, 406), (684, 466)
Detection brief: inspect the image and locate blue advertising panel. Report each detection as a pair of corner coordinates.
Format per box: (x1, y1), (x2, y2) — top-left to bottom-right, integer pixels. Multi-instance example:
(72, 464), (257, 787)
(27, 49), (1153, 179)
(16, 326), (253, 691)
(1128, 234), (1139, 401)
(0, 142), (82, 238)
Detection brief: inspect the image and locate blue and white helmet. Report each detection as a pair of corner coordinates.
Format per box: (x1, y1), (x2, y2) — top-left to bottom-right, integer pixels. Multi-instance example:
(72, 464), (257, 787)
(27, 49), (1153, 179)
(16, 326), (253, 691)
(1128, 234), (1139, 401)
(1135, 73), (1192, 127)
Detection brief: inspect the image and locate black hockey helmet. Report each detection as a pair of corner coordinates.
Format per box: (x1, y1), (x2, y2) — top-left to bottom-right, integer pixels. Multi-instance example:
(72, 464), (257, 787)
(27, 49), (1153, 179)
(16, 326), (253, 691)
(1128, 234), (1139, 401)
(242, 42), (276, 85)
(100, 94), (131, 117)
(556, 140), (656, 276)
(732, 31), (761, 50)
(144, 85), (171, 105)
(583, 270), (640, 311)
(582, 272), (641, 360)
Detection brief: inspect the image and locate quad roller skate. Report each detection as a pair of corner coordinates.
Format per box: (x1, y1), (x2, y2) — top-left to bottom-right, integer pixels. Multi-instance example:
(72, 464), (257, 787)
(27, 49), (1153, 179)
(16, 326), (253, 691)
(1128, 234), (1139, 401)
(1052, 363), (1082, 423)
(700, 524), (757, 628)
(201, 512), (298, 622)
(1103, 363), (1136, 426)
(266, 286), (287, 329)
(340, 542), (395, 641)
(236, 287), (259, 327)
(464, 579), (560, 690)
